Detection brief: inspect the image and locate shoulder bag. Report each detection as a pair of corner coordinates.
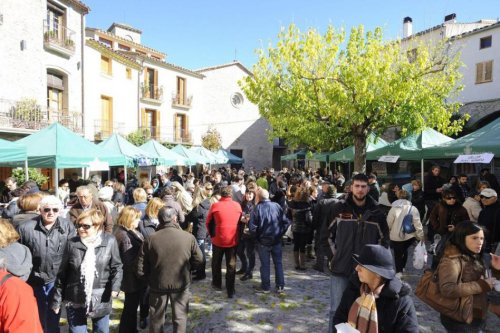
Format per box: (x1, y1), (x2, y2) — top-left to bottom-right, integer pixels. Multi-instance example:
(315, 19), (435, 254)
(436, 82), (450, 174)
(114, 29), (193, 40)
(415, 259), (473, 324)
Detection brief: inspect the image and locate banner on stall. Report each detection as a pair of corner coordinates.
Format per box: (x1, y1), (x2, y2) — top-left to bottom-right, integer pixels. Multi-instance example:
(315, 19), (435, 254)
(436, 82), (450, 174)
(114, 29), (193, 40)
(454, 153), (494, 164)
(378, 155), (399, 163)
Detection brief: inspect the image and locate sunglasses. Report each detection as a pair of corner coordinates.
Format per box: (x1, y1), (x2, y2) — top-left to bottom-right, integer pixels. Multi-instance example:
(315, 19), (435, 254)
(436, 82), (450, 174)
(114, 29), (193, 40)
(43, 208), (59, 213)
(445, 197), (456, 200)
(76, 223), (93, 230)
(480, 195), (492, 199)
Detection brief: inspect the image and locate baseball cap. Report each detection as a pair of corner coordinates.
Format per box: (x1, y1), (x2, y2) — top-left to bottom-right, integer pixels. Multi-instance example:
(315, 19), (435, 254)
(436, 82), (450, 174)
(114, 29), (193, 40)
(480, 188), (497, 198)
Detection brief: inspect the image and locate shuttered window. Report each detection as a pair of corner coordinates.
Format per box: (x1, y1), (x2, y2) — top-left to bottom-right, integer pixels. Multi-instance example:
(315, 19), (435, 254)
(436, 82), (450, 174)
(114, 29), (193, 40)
(101, 56), (112, 75)
(476, 60), (493, 84)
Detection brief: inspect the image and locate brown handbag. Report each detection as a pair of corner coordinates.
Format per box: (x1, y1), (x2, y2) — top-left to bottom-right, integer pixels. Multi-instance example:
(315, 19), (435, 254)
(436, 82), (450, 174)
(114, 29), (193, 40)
(415, 259), (473, 324)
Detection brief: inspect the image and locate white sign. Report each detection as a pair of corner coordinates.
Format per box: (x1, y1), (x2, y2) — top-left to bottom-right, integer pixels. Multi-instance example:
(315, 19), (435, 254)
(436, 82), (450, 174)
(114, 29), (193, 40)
(454, 153), (494, 164)
(378, 155), (400, 163)
(335, 323), (360, 333)
(371, 162), (387, 176)
(86, 158), (109, 171)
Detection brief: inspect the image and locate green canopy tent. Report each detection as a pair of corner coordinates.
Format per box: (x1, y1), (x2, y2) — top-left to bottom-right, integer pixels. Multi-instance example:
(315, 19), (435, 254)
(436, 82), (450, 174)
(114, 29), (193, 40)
(214, 149), (244, 164)
(98, 134), (158, 167)
(280, 149), (307, 162)
(367, 128), (454, 161)
(423, 118), (500, 159)
(16, 123), (127, 193)
(366, 128), (454, 188)
(329, 134), (388, 162)
(139, 140), (188, 166)
(171, 144), (209, 166)
(307, 151), (331, 163)
(98, 133), (160, 184)
(0, 139), (28, 180)
(189, 146), (225, 165)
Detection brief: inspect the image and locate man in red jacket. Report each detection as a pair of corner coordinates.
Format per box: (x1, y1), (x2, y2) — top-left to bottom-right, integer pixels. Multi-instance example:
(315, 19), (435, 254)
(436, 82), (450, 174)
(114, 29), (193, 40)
(0, 258), (43, 333)
(206, 185), (242, 298)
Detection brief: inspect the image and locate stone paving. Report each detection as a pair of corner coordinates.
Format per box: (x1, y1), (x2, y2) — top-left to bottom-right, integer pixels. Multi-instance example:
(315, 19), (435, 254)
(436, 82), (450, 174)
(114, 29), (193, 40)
(59, 242), (500, 332)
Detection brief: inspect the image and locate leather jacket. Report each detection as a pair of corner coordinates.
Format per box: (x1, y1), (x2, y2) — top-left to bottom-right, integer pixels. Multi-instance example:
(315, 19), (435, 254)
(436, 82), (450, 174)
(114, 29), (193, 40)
(52, 233), (123, 312)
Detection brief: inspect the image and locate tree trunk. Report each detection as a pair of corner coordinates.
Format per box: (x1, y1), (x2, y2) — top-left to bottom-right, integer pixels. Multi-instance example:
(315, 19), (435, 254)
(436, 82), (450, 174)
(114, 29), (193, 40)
(353, 133), (367, 174)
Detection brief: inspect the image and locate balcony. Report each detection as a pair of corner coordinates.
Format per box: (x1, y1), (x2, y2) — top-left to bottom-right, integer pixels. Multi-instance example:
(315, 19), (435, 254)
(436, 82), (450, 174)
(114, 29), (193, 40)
(138, 126), (192, 144)
(0, 98), (82, 134)
(43, 20), (75, 57)
(93, 119), (126, 141)
(171, 94), (192, 109)
(140, 84), (163, 105)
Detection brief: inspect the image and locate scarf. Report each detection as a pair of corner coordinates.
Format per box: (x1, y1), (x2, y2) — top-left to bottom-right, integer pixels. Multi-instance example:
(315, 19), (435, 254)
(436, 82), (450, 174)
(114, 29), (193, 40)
(347, 283), (383, 333)
(80, 231), (102, 312)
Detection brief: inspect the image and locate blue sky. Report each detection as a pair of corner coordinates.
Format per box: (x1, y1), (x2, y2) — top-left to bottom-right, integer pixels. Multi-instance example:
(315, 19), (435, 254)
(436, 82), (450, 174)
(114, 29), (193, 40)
(83, 0), (500, 70)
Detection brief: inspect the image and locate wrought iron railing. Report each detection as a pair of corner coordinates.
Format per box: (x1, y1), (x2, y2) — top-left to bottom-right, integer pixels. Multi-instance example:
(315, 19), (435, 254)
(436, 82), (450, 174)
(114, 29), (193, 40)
(93, 119), (126, 140)
(0, 98), (82, 133)
(140, 83), (163, 101)
(43, 20), (76, 53)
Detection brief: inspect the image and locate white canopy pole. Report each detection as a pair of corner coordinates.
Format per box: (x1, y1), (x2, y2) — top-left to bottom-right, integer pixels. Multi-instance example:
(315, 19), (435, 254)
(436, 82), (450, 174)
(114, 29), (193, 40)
(55, 168), (59, 198)
(421, 159), (424, 191)
(24, 160), (29, 181)
(124, 165), (128, 185)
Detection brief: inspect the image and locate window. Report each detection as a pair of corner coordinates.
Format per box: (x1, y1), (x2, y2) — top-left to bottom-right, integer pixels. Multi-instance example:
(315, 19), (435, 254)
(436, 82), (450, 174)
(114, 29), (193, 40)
(174, 113), (189, 141)
(176, 77), (186, 105)
(47, 72), (65, 119)
(476, 60), (493, 84)
(407, 48), (417, 63)
(230, 92), (244, 108)
(100, 96), (113, 137)
(126, 68), (132, 79)
(480, 36), (492, 49)
(118, 43), (130, 51)
(99, 38), (113, 48)
(142, 109), (160, 139)
(46, 2), (64, 38)
(101, 56), (112, 75)
(143, 67), (158, 99)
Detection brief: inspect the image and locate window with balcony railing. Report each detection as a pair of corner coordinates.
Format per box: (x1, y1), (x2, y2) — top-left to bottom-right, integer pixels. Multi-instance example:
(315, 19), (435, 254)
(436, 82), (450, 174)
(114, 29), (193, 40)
(44, 2), (75, 55)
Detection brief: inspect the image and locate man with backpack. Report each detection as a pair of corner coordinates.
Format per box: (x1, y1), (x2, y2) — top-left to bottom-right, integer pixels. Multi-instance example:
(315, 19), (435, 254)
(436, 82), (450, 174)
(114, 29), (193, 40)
(319, 173), (389, 333)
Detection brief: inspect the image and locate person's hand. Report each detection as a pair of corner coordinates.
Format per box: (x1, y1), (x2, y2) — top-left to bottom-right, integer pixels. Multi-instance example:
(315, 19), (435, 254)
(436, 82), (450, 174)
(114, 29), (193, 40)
(447, 225), (455, 232)
(484, 277), (496, 289)
(112, 291), (120, 298)
(491, 253), (500, 270)
(53, 307), (60, 314)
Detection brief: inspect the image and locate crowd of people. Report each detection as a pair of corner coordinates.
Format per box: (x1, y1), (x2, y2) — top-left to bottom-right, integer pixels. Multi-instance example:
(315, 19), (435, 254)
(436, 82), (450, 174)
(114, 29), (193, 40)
(0, 165), (500, 333)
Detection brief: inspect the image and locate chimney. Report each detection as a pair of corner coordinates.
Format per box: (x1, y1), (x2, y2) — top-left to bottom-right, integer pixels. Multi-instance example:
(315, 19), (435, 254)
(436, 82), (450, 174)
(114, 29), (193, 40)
(444, 13), (457, 23)
(403, 17), (413, 38)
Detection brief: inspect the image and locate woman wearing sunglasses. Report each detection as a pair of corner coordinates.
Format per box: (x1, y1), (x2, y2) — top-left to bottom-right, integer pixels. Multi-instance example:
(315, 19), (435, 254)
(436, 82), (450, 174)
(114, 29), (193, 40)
(52, 209), (122, 333)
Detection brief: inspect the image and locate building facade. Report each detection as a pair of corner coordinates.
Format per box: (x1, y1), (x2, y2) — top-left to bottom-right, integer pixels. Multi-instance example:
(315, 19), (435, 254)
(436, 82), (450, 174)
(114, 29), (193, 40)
(0, 0), (88, 139)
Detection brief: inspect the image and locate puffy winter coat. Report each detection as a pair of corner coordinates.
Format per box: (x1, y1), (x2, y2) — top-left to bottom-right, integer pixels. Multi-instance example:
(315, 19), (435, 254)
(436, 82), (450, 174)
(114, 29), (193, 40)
(387, 199), (424, 242)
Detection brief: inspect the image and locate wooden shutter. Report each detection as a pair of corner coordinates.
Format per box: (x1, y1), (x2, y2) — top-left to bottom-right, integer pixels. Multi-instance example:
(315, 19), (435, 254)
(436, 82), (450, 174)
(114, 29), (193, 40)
(476, 63), (484, 83)
(154, 69), (158, 98)
(184, 115), (189, 141)
(485, 61), (493, 81)
(140, 108), (147, 129)
(155, 110), (161, 139)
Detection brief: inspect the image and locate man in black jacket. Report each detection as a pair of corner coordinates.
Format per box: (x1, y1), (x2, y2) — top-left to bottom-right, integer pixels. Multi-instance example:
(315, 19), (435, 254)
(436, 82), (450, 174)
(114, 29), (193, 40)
(137, 207), (203, 333)
(312, 184), (338, 272)
(319, 173), (389, 333)
(17, 195), (76, 333)
(478, 188), (500, 253)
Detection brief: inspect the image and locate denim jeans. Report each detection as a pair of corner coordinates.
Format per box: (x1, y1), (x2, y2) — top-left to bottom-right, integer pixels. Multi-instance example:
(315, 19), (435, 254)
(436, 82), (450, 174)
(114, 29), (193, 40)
(243, 238), (256, 275)
(328, 274), (349, 333)
(257, 242), (285, 291)
(66, 306), (109, 333)
(33, 281), (61, 333)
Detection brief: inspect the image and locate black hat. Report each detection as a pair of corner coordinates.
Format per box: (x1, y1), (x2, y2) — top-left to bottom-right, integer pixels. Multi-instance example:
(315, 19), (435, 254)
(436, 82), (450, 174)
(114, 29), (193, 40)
(353, 244), (395, 280)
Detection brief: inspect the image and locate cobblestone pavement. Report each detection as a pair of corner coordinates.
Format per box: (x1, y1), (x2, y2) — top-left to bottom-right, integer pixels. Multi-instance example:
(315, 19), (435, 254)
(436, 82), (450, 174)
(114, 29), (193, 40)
(59, 242), (500, 332)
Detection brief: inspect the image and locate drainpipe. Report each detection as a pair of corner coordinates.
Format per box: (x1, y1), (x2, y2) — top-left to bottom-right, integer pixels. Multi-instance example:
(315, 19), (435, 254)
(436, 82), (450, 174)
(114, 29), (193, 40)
(80, 14), (85, 137)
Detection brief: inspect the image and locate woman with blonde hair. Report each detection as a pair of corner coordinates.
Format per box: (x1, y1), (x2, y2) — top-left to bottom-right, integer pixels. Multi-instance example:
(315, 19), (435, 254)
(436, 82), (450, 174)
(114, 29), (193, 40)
(0, 218), (32, 280)
(132, 188), (148, 218)
(139, 198), (165, 239)
(114, 206), (147, 333)
(52, 209), (122, 333)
